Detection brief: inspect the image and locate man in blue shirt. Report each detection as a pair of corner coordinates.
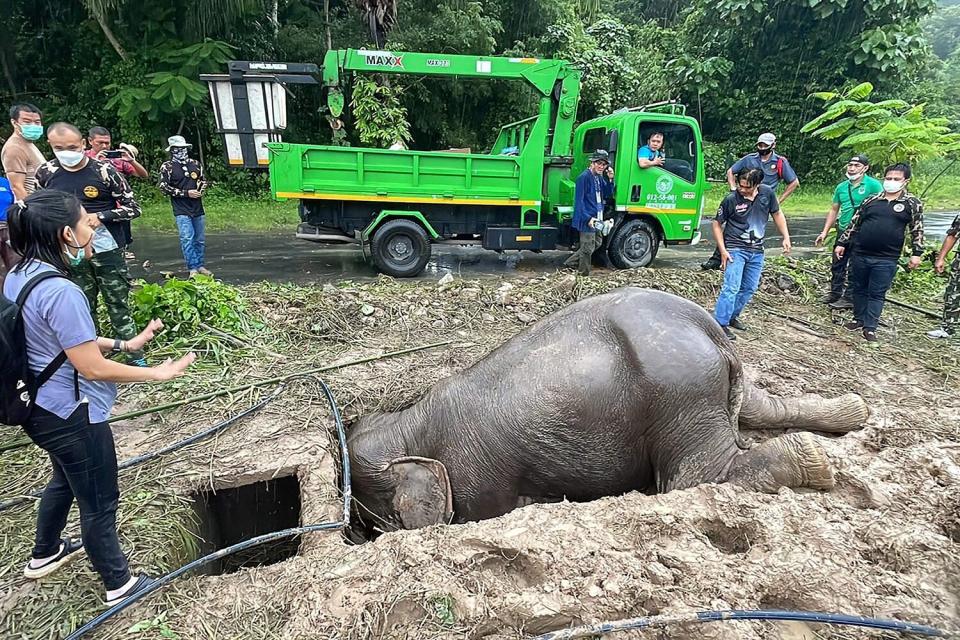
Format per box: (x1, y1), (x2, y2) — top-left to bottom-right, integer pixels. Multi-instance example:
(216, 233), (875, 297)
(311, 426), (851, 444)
(704, 133), (799, 270)
(637, 132), (665, 169)
(713, 167), (792, 340)
(563, 150), (613, 276)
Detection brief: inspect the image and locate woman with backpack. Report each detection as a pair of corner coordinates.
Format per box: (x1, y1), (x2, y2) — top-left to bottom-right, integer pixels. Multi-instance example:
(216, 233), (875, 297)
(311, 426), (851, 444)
(2, 190), (195, 604)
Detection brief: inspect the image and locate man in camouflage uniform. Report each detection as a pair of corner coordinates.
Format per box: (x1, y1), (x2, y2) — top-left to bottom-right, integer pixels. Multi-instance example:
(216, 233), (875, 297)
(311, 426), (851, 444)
(928, 214), (960, 339)
(35, 122), (146, 365)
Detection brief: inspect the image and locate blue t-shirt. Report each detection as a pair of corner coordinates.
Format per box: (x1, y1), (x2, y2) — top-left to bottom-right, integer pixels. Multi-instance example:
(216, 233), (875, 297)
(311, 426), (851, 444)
(637, 145), (664, 162)
(715, 184), (781, 252)
(730, 152), (797, 189)
(0, 177), (13, 221)
(3, 261), (117, 422)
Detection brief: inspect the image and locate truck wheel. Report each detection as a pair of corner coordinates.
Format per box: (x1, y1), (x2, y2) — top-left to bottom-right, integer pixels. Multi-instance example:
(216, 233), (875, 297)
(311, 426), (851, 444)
(608, 218), (660, 269)
(370, 219), (432, 277)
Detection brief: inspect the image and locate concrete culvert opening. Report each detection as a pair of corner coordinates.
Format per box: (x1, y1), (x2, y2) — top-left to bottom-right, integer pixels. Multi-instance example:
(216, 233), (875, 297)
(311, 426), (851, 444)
(192, 474), (302, 575)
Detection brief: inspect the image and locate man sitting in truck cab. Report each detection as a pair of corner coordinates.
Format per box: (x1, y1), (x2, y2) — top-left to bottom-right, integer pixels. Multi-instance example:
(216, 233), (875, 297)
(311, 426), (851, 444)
(637, 132), (665, 169)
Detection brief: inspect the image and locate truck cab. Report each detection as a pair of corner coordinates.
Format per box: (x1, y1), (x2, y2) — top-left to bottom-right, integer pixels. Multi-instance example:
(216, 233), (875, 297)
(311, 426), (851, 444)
(559, 105), (707, 268)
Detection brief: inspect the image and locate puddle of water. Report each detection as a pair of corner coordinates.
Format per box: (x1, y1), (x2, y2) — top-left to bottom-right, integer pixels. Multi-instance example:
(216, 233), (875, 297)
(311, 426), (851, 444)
(125, 212), (958, 286)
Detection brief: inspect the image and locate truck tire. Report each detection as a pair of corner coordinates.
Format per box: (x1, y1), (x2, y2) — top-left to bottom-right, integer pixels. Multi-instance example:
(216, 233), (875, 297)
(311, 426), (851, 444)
(370, 219), (432, 277)
(608, 218), (660, 269)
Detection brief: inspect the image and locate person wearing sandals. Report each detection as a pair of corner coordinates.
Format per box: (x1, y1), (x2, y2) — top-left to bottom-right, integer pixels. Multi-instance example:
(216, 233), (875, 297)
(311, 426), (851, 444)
(4, 190), (196, 604)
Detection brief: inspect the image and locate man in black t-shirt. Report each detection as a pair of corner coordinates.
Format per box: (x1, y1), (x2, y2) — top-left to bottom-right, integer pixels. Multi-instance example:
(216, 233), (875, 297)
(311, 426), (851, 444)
(835, 163), (924, 342)
(159, 135), (210, 277)
(35, 122), (145, 365)
(712, 167), (792, 341)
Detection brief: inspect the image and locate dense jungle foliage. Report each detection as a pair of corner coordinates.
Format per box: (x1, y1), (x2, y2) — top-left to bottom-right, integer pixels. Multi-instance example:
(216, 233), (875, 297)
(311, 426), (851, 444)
(1, 0), (959, 190)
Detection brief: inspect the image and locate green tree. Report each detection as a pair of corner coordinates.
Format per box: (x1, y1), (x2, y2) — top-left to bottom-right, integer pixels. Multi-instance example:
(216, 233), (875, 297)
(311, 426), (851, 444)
(801, 81), (960, 166)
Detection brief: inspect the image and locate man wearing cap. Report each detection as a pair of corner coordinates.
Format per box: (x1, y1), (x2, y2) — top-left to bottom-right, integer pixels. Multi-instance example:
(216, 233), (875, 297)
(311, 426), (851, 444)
(815, 154), (882, 308)
(703, 133), (799, 270)
(86, 126), (149, 259)
(563, 150), (614, 276)
(159, 135), (211, 277)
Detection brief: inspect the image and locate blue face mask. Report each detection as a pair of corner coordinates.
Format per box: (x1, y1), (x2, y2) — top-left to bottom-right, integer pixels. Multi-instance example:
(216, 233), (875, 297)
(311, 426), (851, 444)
(63, 229), (88, 266)
(19, 123), (43, 141)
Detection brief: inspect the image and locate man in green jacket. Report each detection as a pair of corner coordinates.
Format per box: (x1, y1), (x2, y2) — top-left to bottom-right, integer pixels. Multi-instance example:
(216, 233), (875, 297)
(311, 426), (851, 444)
(815, 154), (882, 308)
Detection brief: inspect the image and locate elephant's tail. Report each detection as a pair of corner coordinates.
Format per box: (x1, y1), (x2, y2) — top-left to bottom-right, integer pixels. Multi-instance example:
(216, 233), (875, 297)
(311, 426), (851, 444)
(719, 342), (750, 450)
(739, 382), (869, 433)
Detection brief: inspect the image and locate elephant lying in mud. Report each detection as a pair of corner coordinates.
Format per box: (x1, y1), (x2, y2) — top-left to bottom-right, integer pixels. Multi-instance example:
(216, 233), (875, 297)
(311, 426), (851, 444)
(348, 287), (869, 532)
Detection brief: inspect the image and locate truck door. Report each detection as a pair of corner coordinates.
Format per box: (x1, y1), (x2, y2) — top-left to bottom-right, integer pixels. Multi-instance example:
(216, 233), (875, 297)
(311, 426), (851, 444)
(627, 120), (703, 242)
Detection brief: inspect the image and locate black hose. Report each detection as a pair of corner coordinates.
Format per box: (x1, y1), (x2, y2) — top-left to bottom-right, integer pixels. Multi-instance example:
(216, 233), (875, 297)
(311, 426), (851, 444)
(65, 376), (350, 640)
(0, 385), (285, 512)
(533, 609), (949, 639)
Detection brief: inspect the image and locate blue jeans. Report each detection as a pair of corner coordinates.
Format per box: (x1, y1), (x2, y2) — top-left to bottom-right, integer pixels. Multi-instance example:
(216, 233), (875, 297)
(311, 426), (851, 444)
(714, 249), (765, 326)
(850, 253), (898, 331)
(24, 404), (131, 590)
(175, 214), (206, 270)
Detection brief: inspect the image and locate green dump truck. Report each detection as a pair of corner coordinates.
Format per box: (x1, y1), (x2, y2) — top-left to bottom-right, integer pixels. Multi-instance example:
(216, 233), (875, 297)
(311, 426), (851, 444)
(203, 51), (708, 277)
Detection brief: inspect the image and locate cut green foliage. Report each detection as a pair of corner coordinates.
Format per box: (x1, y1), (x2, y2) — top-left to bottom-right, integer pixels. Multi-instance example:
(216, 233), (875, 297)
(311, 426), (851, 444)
(128, 612), (181, 639)
(130, 276), (257, 342)
(351, 77), (412, 148)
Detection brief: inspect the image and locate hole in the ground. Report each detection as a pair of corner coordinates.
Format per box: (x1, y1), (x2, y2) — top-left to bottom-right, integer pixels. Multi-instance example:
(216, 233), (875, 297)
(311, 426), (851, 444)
(192, 474), (302, 575)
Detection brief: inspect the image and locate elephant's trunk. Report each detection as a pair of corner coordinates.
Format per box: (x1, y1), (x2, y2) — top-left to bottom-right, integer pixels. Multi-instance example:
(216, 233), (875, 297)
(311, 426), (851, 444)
(739, 382), (868, 433)
(726, 432), (835, 492)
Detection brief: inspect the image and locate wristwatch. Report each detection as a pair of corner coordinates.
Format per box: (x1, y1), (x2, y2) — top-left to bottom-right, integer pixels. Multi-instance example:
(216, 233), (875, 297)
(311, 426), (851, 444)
(112, 339), (123, 354)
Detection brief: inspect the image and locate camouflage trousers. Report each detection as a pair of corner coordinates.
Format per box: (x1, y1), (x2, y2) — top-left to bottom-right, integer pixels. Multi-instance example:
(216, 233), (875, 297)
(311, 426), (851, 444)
(69, 248), (144, 359)
(944, 255), (960, 333)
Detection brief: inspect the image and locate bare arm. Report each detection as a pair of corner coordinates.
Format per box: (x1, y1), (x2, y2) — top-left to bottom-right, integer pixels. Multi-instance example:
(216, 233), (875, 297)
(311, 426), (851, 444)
(7, 173), (27, 200)
(816, 202), (840, 246)
(638, 157), (656, 169)
(778, 178), (799, 204)
(772, 210), (791, 253)
(726, 167), (736, 190)
(129, 160), (149, 179)
(65, 342), (195, 383)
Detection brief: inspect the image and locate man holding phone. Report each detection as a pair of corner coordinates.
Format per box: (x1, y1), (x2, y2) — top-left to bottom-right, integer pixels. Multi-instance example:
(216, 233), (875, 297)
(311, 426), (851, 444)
(86, 126), (148, 179)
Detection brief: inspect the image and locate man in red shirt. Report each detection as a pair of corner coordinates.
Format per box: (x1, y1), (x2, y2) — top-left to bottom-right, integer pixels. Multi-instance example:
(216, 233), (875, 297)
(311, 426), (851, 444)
(85, 127), (147, 259)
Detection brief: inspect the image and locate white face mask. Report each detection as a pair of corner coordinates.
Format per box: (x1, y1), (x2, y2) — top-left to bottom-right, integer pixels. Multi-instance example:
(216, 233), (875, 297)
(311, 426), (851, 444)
(846, 171), (863, 182)
(54, 149), (85, 167)
(882, 179), (905, 194)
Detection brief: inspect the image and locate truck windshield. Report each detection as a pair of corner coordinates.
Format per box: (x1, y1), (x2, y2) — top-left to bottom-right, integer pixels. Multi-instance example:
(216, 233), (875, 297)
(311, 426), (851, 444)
(638, 122), (697, 184)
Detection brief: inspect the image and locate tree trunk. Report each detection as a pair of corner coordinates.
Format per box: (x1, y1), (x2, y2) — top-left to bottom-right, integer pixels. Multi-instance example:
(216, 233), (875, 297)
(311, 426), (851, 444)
(94, 12), (128, 61)
(0, 47), (17, 98)
(269, 0), (279, 37)
(324, 0), (332, 50)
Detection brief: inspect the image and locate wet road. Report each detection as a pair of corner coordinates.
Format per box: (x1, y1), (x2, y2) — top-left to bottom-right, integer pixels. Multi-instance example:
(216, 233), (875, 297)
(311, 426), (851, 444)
(127, 212), (959, 285)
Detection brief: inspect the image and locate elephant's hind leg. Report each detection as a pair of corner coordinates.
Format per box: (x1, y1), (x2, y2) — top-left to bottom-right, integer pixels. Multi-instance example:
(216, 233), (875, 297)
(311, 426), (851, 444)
(725, 432), (835, 493)
(739, 383), (868, 433)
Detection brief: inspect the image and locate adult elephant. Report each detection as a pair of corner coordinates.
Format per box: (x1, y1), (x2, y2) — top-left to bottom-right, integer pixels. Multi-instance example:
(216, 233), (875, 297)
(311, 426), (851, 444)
(348, 288), (868, 533)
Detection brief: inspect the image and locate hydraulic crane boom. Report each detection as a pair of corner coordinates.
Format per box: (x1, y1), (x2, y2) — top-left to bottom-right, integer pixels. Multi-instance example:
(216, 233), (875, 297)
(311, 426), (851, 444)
(320, 49), (582, 157)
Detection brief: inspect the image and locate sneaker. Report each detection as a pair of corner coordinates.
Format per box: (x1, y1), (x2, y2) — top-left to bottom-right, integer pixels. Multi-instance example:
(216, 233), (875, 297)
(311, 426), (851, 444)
(829, 298), (854, 310)
(197, 267), (214, 277)
(728, 317), (748, 331)
(123, 250), (136, 260)
(821, 293), (840, 304)
(188, 270), (199, 278)
(862, 329), (878, 342)
(927, 328), (953, 339)
(23, 539), (85, 579)
(844, 320), (864, 331)
(722, 326), (737, 341)
(104, 575), (158, 607)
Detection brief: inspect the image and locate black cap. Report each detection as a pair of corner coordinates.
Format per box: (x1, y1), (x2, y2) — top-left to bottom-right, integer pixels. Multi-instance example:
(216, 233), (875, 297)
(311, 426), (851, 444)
(848, 154), (869, 165)
(589, 150), (610, 163)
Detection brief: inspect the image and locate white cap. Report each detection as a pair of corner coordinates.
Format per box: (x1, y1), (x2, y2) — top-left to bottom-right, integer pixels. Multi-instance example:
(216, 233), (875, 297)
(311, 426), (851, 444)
(757, 132), (776, 146)
(165, 135), (192, 151)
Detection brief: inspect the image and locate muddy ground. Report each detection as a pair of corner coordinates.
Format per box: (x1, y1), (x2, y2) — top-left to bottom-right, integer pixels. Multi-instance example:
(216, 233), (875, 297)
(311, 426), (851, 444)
(1, 263), (958, 639)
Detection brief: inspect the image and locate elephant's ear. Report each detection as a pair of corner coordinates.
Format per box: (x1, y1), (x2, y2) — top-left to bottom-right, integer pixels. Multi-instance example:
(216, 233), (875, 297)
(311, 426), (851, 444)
(386, 456), (453, 529)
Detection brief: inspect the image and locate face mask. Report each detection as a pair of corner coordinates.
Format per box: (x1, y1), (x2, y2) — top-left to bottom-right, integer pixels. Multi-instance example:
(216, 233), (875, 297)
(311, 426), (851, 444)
(847, 171), (863, 182)
(756, 146), (772, 156)
(19, 123), (43, 141)
(883, 179), (905, 194)
(171, 147), (190, 162)
(54, 149), (85, 167)
(63, 229), (88, 266)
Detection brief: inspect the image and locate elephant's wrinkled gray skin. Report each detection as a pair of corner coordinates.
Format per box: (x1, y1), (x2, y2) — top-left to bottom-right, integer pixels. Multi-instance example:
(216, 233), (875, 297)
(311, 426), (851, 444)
(348, 288), (868, 533)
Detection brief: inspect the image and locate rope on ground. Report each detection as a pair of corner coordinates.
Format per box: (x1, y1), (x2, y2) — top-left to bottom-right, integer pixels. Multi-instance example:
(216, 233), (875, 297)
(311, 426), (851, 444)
(532, 609), (949, 639)
(64, 375), (351, 640)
